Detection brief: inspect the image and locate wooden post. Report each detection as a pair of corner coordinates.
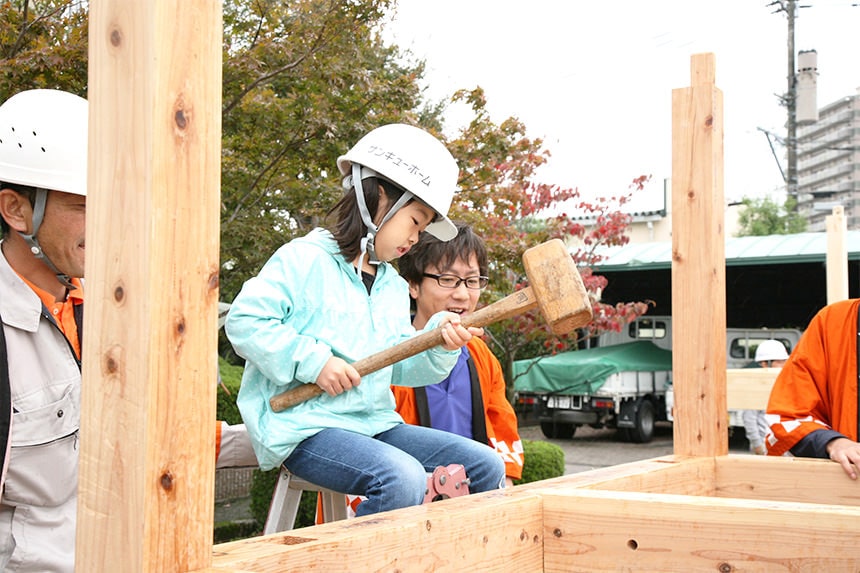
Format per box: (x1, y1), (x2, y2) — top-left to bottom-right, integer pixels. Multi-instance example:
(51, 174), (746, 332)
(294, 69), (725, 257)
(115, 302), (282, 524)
(670, 53), (728, 457)
(826, 205), (848, 303)
(77, 2), (222, 571)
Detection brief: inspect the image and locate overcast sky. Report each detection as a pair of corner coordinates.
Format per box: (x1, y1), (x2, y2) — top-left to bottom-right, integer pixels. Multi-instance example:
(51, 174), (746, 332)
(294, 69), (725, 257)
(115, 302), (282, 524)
(383, 1), (860, 213)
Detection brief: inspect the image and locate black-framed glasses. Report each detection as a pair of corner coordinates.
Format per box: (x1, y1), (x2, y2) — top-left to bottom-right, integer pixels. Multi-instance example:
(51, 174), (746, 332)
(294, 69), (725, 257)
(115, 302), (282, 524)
(422, 273), (489, 290)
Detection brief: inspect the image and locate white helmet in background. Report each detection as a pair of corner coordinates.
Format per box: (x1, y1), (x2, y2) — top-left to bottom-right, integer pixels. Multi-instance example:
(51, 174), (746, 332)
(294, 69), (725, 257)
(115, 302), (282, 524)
(0, 89), (88, 288)
(337, 124), (459, 262)
(755, 339), (789, 363)
(0, 89), (88, 196)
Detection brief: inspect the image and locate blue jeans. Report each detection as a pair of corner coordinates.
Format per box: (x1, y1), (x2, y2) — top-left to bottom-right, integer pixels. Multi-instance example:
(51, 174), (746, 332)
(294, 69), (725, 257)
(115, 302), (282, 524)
(283, 424), (506, 517)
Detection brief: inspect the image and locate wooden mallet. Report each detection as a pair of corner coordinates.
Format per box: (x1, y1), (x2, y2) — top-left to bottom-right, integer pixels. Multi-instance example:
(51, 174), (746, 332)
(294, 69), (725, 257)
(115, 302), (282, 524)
(269, 238), (592, 412)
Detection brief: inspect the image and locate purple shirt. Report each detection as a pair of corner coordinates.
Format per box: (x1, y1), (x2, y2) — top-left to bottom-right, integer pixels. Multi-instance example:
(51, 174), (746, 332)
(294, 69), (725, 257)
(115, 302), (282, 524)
(425, 348), (473, 439)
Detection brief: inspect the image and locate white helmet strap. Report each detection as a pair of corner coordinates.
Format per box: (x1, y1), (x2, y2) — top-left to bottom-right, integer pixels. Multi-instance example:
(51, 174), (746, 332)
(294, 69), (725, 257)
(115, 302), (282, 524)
(350, 164), (413, 273)
(19, 187), (75, 289)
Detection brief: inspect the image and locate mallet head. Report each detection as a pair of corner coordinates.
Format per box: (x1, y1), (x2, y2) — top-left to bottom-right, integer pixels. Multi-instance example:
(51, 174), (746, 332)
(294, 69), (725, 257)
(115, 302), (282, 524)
(522, 238), (593, 335)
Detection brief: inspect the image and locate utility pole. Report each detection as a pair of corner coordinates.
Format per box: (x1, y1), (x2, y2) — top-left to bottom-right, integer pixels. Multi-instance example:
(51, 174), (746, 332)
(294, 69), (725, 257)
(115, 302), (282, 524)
(768, 0), (805, 201)
(785, 0), (798, 199)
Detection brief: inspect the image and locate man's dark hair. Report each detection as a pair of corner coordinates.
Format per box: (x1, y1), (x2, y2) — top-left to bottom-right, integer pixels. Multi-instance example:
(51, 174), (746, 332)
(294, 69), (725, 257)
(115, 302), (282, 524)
(327, 176), (407, 262)
(398, 221), (488, 285)
(0, 183), (36, 237)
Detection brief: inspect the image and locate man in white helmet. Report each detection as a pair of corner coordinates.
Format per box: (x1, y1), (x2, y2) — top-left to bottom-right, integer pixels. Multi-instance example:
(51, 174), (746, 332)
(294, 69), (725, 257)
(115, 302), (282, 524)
(0, 89), (87, 572)
(741, 339), (789, 455)
(0, 89), (257, 571)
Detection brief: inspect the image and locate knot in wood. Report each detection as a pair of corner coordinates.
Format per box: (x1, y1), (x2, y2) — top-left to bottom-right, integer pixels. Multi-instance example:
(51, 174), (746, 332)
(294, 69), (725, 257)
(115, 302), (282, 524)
(160, 471), (173, 492)
(175, 109), (187, 130)
(110, 29), (122, 47)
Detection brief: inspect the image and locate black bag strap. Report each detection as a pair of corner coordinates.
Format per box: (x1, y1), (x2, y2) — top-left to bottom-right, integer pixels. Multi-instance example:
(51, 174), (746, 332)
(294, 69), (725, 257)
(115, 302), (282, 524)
(855, 303), (859, 440)
(467, 354), (488, 445)
(0, 317), (11, 468)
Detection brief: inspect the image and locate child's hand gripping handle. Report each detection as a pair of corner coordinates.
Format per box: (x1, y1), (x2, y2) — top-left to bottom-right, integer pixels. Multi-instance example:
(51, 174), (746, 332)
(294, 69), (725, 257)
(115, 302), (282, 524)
(268, 287), (540, 412)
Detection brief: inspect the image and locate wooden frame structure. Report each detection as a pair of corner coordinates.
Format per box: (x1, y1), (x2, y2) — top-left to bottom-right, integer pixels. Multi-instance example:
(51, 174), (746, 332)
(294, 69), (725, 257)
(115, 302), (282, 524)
(78, 4), (860, 571)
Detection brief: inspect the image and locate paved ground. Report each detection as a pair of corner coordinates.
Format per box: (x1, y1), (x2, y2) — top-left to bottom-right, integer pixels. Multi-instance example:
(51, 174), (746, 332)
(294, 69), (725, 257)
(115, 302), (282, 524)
(518, 422), (750, 475)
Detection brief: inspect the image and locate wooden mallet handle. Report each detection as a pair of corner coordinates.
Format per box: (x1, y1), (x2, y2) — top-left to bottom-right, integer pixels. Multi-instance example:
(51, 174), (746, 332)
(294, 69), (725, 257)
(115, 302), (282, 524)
(268, 287), (540, 412)
(268, 238), (593, 412)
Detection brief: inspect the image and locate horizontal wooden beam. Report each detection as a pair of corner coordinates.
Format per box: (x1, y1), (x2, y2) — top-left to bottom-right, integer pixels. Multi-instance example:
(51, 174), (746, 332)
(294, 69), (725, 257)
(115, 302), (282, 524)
(207, 492), (543, 572)
(725, 368), (779, 410)
(199, 454), (860, 572)
(713, 454), (859, 506)
(542, 487), (860, 571)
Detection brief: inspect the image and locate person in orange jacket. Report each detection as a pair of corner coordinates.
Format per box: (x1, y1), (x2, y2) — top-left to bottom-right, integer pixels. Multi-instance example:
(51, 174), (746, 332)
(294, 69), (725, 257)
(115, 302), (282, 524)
(394, 222), (523, 486)
(766, 299), (860, 479)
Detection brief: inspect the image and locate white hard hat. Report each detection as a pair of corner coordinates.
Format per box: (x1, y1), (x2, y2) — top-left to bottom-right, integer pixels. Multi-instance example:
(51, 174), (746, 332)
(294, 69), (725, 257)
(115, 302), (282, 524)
(337, 123), (458, 241)
(0, 89), (88, 196)
(755, 339), (789, 362)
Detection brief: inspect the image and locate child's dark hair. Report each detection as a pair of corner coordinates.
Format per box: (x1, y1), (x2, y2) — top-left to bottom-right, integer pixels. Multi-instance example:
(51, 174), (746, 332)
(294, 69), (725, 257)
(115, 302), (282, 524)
(327, 175), (408, 262)
(398, 221), (488, 285)
(0, 182), (36, 237)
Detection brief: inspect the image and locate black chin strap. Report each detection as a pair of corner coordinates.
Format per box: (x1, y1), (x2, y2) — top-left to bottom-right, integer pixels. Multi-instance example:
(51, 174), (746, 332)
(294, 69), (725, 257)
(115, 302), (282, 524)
(17, 188), (75, 290)
(0, 315), (11, 474)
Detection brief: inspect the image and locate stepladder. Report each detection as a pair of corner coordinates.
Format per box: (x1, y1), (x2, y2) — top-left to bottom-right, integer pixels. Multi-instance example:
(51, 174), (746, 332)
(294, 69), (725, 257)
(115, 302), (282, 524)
(263, 463), (471, 533)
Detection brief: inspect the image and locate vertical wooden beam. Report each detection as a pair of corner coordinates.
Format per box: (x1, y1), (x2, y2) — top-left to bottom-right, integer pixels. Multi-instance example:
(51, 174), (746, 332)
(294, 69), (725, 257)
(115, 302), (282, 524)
(78, 2), (222, 571)
(670, 53), (727, 457)
(826, 205), (848, 304)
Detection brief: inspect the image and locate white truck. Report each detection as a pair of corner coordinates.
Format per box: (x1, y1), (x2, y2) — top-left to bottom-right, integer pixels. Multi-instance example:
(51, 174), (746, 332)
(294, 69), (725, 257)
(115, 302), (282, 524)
(513, 315), (802, 443)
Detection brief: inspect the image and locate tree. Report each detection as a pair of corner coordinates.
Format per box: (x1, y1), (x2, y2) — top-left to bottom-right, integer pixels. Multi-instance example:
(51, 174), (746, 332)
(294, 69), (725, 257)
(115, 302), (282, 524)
(441, 88), (650, 386)
(0, 0), (88, 101)
(0, 0), (649, 381)
(218, 0), (439, 299)
(736, 195), (807, 236)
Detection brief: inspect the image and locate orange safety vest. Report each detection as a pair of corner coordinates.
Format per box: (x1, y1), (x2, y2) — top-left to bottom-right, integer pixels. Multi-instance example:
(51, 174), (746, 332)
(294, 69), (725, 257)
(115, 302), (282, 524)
(392, 337), (524, 480)
(767, 299), (859, 455)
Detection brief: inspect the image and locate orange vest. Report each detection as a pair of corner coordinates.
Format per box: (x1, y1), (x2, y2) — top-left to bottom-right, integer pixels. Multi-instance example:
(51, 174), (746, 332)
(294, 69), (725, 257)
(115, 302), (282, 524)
(392, 337), (523, 480)
(767, 299), (859, 455)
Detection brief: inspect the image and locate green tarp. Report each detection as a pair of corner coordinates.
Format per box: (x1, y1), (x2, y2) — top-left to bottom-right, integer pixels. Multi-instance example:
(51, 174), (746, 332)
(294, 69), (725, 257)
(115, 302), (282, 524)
(512, 341), (673, 394)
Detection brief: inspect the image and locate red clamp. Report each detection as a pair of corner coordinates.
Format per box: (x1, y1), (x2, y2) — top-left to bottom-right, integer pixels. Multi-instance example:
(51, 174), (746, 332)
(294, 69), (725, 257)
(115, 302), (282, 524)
(423, 464), (470, 503)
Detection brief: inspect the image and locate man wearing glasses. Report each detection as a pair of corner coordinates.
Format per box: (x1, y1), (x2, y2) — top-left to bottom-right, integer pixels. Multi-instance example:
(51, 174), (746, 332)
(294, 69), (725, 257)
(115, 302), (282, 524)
(394, 222), (523, 487)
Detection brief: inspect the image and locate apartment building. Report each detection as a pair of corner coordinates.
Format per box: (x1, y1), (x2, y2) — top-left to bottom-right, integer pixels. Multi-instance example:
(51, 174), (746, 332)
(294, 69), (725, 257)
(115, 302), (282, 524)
(796, 88), (860, 231)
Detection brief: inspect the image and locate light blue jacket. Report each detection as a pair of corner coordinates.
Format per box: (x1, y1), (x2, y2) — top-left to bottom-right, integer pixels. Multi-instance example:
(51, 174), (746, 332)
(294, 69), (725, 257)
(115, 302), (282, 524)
(226, 228), (459, 470)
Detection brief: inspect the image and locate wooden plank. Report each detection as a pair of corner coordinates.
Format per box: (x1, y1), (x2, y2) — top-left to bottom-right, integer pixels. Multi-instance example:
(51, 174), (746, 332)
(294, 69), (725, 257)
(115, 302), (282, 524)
(725, 367), (779, 410)
(670, 53), (728, 457)
(826, 205), (848, 304)
(512, 456), (707, 495)
(77, 1), (222, 571)
(206, 493), (544, 573)
(714, 454), (860, 506)
(512, 455), (715, 497)
(542, 488), (860, 572)
(581, 456), (715, 497)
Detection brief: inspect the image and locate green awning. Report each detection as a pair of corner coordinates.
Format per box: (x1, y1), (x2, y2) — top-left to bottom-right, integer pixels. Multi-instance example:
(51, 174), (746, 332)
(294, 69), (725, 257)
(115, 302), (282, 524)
(592, 231), (860, 272)
(512, 341), (673, 394)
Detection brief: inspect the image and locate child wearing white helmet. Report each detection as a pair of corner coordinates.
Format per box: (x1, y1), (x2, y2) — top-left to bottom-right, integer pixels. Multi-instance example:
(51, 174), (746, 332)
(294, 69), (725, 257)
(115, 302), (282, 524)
(226, 124), (505, 517)
(0, 88), (87, 572)
(742, 339), (790, 455)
